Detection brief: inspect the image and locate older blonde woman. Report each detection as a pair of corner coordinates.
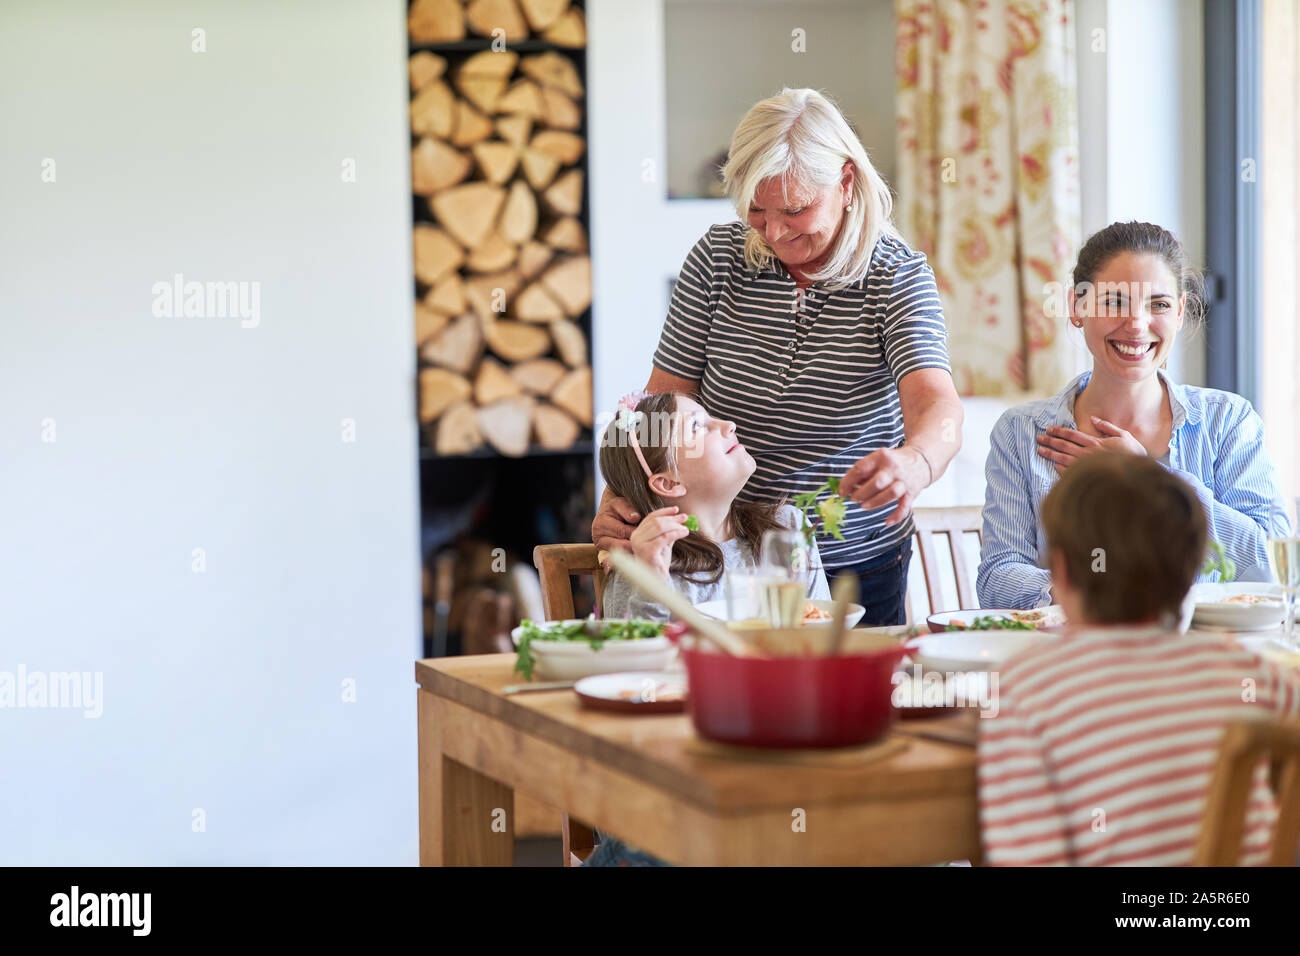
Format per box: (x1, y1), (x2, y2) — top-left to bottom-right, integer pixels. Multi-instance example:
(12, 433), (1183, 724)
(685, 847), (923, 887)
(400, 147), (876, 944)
(591, 88), (963, 625)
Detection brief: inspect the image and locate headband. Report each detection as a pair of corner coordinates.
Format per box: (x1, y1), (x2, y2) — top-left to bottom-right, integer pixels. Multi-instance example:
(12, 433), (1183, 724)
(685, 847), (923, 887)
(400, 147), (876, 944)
(615, 389), (653, 480)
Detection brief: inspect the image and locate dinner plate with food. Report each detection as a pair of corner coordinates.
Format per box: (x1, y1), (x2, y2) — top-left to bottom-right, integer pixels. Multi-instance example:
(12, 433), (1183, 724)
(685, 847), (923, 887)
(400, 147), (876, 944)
(573, 671), (688, 714)
(511, 617), (674, 682)
(1189, 582), (1286, 631)
(694, 598), (866, 629)
(925, 606), (1067, 634)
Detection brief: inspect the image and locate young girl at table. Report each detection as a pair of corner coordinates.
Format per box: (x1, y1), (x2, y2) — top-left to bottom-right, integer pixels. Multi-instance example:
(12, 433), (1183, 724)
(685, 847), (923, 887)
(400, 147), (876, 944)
(977, 221), (1291, 609)
(597, 389), (830, 621)
(584, 390), (830, 867)
(979, 453), (1300, 866)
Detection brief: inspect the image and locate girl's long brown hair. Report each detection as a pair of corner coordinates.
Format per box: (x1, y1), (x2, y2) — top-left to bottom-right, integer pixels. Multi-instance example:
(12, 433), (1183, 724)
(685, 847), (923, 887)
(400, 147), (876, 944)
(598, 392), (788, 585)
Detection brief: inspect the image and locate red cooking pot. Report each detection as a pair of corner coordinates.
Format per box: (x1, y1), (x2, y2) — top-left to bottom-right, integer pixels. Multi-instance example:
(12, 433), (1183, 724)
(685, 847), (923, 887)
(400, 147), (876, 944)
(676, 630), (908, 749)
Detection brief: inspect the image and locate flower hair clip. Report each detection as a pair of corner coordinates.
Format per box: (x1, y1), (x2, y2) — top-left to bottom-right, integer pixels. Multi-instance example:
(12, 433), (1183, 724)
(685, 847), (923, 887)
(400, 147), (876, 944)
(615, 389), (654, 479)
(615, 398), (646, 433)
(616, 389), (650, 419)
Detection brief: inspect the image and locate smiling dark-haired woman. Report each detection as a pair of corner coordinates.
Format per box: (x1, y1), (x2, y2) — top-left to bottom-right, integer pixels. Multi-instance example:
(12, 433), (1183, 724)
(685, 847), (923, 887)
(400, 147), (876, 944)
(978, 221), (1293, 610)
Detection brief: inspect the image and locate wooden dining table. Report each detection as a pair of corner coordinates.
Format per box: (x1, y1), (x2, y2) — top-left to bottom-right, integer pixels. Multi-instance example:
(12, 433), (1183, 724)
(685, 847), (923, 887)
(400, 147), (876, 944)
(416, 653), (982, 866)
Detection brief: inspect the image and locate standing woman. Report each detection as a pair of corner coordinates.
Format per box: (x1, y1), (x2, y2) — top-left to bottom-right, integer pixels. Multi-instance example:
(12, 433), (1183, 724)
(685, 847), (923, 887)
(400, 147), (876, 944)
(978, 221), (1292, 609)
(591, 88), (964, 625)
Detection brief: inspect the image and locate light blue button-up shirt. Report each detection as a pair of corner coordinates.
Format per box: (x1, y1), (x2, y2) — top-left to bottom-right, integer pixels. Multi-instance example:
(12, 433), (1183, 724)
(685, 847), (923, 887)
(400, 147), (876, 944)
(977, 370), (1292, 609)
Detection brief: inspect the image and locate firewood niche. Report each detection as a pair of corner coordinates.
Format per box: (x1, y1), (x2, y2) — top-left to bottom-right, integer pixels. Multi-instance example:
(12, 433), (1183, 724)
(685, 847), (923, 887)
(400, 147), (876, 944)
(409, 0), (593, 459)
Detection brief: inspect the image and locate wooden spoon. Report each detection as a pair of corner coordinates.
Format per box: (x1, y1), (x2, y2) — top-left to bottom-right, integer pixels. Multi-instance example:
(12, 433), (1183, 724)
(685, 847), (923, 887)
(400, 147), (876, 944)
(608, 550), (755, 657)
(826, 573), (859, 657)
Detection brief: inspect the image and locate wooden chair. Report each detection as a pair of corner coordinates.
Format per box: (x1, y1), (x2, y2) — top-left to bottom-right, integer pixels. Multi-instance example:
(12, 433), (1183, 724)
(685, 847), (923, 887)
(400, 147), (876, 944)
(531, 543), (608, 866)
(533, 543), (607, 619)
(911, 506), (983, 616)
(1194, 718), (1300, 865)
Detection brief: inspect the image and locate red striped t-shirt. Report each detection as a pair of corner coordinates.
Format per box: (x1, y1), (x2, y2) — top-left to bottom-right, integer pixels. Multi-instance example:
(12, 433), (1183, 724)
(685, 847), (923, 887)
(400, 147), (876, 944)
(978, 626), (1300, 866)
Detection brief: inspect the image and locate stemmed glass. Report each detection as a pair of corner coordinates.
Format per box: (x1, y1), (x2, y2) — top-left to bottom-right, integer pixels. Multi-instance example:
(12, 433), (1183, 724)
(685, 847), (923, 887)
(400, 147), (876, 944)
(1268, 536), (1300, 649)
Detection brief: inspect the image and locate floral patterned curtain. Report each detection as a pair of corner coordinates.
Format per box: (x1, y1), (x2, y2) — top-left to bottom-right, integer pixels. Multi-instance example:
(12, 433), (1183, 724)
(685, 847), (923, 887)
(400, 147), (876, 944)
(895, 0), (1082, 396)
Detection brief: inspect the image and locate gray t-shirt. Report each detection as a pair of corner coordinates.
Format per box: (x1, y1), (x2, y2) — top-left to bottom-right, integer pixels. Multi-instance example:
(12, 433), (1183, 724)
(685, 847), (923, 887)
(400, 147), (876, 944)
(600, 504), (832, 622)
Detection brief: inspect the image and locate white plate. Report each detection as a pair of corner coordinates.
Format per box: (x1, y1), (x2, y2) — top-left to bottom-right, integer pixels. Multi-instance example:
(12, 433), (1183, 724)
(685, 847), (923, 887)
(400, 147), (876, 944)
(927, 606), (1066, 632)
(1191, 583), (1285, 631)
(1235, 635), (1300, 668)
(694, 598), (866, 629)
(909, 630), (1051, 672)
(511, 620), (676, 682)
(573, 671), (688, 711)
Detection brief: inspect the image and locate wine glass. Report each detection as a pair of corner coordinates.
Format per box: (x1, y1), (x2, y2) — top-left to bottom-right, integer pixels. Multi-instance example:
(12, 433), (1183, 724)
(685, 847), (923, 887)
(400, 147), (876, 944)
(758, 529), (814, 627)
(1268, 536), (1300, 649)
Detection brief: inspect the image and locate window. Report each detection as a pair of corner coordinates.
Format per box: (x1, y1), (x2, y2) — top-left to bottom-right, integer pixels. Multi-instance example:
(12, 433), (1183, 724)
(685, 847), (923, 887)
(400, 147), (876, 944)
(1207, 0), (1298, 524)
(1259, 0), (1300, 520)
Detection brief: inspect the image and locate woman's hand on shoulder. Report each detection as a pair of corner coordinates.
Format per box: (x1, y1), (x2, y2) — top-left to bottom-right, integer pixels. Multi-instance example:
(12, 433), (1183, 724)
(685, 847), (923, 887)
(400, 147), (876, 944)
(628, 506), (690, 579)
(592, 494), (640, 566)
(1035, 417), (1145, 475)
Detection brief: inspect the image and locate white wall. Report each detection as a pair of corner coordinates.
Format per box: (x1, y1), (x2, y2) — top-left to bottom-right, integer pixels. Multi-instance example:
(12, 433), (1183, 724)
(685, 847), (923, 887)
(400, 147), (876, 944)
(588, 0), (737, 499)
(0, 0), (420, 864)
(663, 0), (897, 198)
(1076, 0), (1207, 387)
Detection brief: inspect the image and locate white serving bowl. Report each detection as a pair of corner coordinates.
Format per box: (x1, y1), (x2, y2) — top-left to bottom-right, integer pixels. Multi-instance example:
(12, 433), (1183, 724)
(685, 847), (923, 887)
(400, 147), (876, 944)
(1190, 582), (1286, 631)
(694, 598), (866, 629)
(511, 620), (676, 681)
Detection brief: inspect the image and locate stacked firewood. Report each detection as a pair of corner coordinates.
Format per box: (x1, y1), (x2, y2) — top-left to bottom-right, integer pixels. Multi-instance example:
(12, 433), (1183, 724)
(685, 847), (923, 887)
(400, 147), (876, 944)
(409, 0), (593, 457)
(409, 0), (585, 45)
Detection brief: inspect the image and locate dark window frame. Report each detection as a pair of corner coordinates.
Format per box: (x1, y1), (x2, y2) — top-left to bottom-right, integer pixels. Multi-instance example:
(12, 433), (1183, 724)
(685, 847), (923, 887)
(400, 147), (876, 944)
(1204, 0), (1261, 404)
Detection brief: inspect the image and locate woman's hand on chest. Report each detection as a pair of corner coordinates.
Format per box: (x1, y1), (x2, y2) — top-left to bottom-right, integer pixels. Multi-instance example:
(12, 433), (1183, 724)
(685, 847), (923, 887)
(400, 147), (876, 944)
(1035, 417), (1149, 476)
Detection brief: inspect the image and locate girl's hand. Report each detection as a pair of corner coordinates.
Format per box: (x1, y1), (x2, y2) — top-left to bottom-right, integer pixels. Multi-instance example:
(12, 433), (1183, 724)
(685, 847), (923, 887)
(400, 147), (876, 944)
(592, 495), (640, 567)
(628, 506), (690, 579)
(838, 446), (930, 528)
(1035, 417), (1145, 475)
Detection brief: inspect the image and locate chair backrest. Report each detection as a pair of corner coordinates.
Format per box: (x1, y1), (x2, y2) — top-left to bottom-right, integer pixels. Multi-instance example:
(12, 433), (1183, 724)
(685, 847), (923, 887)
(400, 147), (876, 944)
(911, 506), (983, 615)
(530, 542), (606, 865)
(532, 543), (608, 620)
(1195, 718), (1300, 865)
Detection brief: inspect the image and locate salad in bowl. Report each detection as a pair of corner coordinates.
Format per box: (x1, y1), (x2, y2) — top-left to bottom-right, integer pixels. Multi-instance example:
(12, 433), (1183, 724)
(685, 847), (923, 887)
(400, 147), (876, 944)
(512, 616), (672, 681)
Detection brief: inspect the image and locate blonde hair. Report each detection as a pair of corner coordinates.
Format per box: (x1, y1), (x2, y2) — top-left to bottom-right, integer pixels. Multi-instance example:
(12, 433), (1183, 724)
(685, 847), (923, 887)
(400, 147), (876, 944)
(721, 88), (899, 289)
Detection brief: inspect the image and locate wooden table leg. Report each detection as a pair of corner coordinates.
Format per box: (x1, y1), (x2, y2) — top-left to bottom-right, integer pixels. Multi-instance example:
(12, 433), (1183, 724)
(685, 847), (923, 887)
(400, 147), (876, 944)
(419, 689), (515, 865)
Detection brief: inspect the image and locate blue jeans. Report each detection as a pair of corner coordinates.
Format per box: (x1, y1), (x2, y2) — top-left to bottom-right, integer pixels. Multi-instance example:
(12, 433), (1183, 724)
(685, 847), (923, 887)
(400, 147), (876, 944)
(827, 540), (912, 627)
(583, 834), (671, 867)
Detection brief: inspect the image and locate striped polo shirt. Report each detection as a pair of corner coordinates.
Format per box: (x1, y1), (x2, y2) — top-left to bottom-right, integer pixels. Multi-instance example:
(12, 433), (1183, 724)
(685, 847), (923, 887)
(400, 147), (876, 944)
(978, 627), (1300, 866)
(653, 221), (952, 567)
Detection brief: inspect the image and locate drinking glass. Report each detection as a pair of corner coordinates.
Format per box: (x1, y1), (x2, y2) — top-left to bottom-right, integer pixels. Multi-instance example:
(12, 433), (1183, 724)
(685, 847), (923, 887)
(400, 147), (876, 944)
(758, 529), (814, 627)
(1268, 536), (1300, 649)
(723, 569), (766, 628)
